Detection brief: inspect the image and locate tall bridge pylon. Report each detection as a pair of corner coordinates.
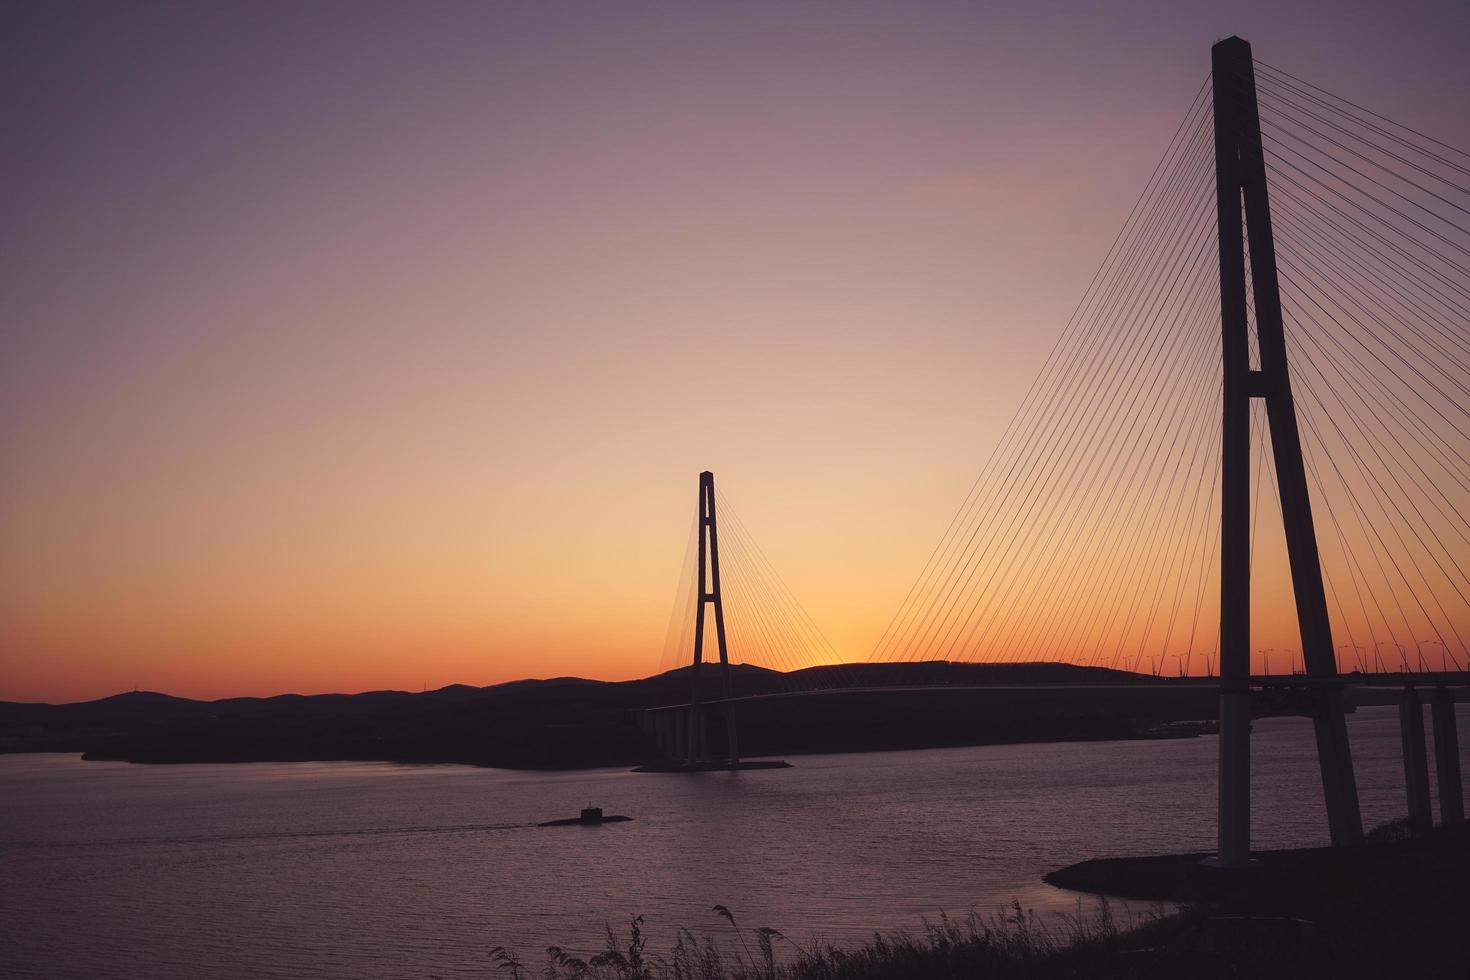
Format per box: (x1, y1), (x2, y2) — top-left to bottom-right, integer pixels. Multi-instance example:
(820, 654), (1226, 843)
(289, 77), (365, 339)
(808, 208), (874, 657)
(1211, 36), (1363, 865)
(686, 470), (740, 766)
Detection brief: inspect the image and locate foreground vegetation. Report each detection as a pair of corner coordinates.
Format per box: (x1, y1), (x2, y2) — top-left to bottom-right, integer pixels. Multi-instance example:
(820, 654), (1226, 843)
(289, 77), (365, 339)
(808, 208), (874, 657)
(491, 903), (1159, 980)
(487, 820), (1470, 979)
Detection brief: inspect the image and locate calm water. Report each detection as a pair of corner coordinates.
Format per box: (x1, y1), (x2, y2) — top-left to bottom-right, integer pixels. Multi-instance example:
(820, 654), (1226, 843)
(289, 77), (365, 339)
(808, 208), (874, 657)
(2, 704), (1464, 979)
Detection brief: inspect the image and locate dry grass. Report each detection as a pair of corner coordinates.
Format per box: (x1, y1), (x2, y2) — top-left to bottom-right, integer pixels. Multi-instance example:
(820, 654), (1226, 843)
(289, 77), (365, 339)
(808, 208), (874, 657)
(487, 899), (1159, 980)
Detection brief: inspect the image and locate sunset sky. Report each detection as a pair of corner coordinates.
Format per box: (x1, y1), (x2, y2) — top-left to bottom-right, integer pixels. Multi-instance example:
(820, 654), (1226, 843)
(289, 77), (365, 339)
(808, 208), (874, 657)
(5, 1), (1470, 702)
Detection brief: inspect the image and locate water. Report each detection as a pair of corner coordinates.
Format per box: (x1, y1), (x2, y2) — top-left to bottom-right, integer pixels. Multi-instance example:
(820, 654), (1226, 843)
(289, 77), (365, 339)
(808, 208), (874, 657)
(2, 704), (1464, 979)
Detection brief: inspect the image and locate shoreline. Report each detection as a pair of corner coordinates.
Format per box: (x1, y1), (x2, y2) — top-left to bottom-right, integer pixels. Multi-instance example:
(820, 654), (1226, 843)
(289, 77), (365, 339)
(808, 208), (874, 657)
(0, 723), (1209, 772)
(1044, 820), (1461, 904)
(1032, 821), (1470, 975)
(47, 725), (1209, 771)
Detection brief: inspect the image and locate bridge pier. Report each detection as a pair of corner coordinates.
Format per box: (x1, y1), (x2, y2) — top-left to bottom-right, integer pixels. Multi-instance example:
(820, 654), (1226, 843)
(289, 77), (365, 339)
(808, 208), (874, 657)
(642, 702), (745, 768)
(1312, 690), (1363, 847)
(685, 706), (696, 765)
(1215, 688), (1251, 867)
(724, 705), (740, 765)
(674, 708), (689, 761)
(681, 706), (714, 766)
(1399, 686), (1432, 835)
(1431, 686), (1464, 825)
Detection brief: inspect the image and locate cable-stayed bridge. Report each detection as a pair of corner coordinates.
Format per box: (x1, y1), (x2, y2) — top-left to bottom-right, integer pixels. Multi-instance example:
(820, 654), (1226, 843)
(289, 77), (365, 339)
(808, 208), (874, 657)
(641, 38), (1470, 867)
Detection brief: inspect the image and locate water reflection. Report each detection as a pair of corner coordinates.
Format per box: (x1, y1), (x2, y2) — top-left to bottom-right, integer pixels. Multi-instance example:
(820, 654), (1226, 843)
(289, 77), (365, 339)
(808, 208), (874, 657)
(1, 704), (1462, 979)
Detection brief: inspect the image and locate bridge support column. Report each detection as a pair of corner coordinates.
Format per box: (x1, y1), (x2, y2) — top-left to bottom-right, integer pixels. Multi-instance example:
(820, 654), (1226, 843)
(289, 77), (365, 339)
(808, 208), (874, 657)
(725, 705), (740, 765)
(1312, 690), (1362, 847)
(1215, 689), (1251, 867)
(686, 706), (700, 765)
(674, 708), (688, 762)
(656, 712), (672, 758)
(1399, 686), (1432, 835)
(1431, 687), (1464, 825)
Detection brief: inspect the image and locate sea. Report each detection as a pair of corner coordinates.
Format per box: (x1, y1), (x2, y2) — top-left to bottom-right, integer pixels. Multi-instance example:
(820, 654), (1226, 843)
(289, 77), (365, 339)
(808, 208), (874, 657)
(2, 703), (1464, 978)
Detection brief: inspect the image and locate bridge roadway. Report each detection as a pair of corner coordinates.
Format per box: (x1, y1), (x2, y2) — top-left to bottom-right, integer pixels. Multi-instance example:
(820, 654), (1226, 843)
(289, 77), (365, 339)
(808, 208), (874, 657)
(642, 671), (1469, 830)
(646, 671), (1470, 713)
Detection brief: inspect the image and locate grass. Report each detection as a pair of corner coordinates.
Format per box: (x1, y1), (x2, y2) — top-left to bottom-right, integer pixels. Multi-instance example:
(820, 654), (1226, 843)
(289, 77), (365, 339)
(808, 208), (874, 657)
(487, 900), (1172, 980)
(481, 819), (1470, 979)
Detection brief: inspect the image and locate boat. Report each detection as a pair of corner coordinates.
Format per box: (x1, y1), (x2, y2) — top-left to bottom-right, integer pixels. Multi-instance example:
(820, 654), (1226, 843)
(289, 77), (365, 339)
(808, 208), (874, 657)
(537, 805), (632, 827)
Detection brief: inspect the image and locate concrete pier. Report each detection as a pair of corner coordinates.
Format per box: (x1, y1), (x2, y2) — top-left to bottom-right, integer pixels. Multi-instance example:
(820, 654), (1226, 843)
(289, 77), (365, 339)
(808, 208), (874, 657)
(674, 708), (688, 761)
(724, 705), (741, 765)
(682, 707), (693, 764)
(635, 702), (788, 772)
(1399, 686), (1432, 835)
(1312, 689), (1364, 846)
(1431, 686), (1464, 825)
(1214, 688), (1252, 866)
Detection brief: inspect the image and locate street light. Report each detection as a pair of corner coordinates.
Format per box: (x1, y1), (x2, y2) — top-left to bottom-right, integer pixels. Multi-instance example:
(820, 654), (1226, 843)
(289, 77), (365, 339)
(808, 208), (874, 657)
(1417, 640), (1437, 673)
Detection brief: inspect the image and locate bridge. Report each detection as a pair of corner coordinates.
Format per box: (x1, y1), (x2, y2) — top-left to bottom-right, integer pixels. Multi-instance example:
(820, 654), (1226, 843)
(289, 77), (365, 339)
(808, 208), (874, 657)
(639, 38), (1470, 868)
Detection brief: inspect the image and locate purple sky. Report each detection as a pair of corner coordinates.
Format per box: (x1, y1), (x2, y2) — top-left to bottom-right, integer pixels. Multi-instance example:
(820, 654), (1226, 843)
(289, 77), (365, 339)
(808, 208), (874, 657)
(4, 1), (1469, 700)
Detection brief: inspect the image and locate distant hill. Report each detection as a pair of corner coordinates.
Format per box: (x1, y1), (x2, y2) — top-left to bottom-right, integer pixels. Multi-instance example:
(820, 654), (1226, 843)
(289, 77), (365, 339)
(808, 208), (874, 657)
(0, 661), (1212, 769)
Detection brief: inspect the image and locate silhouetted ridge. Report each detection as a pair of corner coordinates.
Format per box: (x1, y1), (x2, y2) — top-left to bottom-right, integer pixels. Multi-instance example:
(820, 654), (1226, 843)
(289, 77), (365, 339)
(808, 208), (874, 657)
(0, 661), (1227, 768)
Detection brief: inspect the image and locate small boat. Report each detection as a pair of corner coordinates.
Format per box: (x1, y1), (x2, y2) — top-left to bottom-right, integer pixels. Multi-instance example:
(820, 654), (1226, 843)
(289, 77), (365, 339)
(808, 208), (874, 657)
(538, 805), (632, 827)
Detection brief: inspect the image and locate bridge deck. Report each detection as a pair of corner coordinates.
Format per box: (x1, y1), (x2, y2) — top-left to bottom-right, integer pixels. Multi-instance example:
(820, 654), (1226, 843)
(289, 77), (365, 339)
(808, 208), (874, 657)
(645, 672), (1470, 712)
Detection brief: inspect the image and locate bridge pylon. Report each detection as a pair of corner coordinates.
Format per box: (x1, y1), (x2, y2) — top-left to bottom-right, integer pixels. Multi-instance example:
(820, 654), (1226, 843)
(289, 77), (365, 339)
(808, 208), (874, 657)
(1210, 36), (1363, 866)
(685, 470), (741, 767)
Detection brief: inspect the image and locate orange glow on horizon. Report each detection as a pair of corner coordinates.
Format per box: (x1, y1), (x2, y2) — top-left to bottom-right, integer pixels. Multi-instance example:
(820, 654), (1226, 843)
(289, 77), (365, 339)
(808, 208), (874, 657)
(5, 4), (1469, 703)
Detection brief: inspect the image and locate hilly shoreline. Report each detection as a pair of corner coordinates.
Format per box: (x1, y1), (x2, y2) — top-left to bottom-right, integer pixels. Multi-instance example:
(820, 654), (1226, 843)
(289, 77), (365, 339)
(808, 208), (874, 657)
(0, 662), (1224, 769)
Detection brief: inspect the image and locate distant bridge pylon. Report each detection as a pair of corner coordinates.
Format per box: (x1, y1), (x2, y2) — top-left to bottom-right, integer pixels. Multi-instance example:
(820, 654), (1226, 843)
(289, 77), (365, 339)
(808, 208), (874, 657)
(684, 470), (738, 767)
(644, 470), (837, 770)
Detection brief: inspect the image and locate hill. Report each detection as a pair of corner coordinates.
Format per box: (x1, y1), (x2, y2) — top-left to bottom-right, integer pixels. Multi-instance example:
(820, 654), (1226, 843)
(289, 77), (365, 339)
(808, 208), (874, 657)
(0, 662), (1214, 769)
